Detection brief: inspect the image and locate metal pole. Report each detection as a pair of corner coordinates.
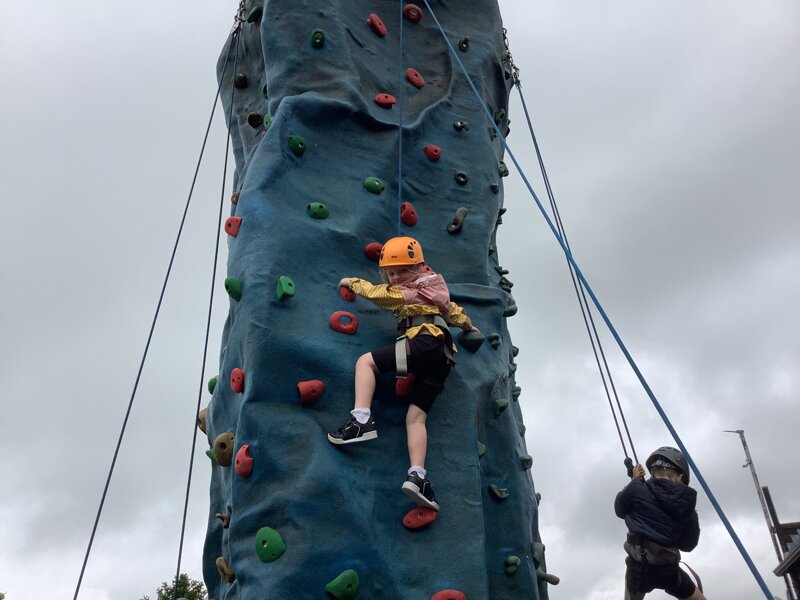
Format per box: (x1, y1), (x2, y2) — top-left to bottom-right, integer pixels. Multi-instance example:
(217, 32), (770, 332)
(725, 429), (795, 600)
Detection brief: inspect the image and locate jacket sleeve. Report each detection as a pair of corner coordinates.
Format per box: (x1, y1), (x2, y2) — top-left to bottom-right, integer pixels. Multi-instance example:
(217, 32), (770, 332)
(349, 278), (406, 311)
(446, 301), (473, 330)
(614, 483), (632, 518)
(678, 511), (700, 552)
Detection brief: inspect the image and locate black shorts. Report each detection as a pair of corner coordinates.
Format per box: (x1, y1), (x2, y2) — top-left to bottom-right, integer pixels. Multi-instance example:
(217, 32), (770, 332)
(371, 334), (452, 413)
(625, 557), (696, 599)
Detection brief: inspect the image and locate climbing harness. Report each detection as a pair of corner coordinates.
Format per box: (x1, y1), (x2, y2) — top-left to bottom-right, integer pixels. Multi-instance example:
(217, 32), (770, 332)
(680, 561), (704, 593)
(419, 1), (775, 597)
(73, 6), (245, 600)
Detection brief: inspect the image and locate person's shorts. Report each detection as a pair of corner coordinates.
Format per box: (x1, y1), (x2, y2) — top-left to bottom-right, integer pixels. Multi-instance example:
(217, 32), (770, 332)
(371, 334), (451, 413)
(625, 557), (696, 599)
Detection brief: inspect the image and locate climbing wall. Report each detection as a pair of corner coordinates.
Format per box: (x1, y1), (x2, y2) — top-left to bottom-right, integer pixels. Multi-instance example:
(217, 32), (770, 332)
(201, 1), (554, 598)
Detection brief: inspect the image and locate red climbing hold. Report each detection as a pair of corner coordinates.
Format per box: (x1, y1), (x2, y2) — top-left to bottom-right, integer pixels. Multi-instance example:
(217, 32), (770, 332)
(423, 144), (442, 162)
(367, 13), (387, 37)
(406, 67), (425, 89)
(400, 201), (418, 226)
(363, 242), (383, 262)
(225, 216), (242, 237)
(403, 505), (437, 529)
(431, 591), (467, 600)
(403, 4), (423, 23)
(339, 285), (356, 302)
(297, 380), (325, 405)
(329, 311), (359, 335)
(230, 368), (245, 393)
(395, 373), (416, 397)
(375, 93), (397, 108)
(234, 444), (253, 478)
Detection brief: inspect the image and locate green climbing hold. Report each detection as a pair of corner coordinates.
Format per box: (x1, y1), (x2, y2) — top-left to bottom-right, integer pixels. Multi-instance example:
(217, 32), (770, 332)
(255, 527), (286, 563)
(517, 421), (526, 437)
(494, 108), (506, 125)
(488, 244), (497, 256)
(262, 83), (269, 99)
(512, 345), (519, 357)
(520, 454), (533, 470)
(493, 398), (509, 418)
(276, 276), (296, 300)
(307, 202), (329, 219)
(458, 330), (484, 353)
(505, 555), (521, 576)
(246, 5), (263, 23)
(488, 126), (498, 141)
(288, 135), (307, 156)
(208, 376), (218, 394)
(503, 61), (514, 80)
(225, 277), (242, 302)
(494, 265), (509, 275)
(477, 441), (486, 458)
(508, 363), (517, 375)
(512, 386), (522, 400)
(503, 304), (518, 317)
(363, 176), (385, 194)
(206, 449), (218, 465)
(498, 161), (509, 177)
(488, 484), (509, 500)
(324, 569), (359, 600)
(487, 333), (501, 349)
(263, 114), (273, 130)
(310, 28), (326, 49)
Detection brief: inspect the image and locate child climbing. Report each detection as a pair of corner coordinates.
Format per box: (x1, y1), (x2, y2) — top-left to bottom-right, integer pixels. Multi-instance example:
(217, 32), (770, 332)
(327, 236), (479, 511)
(614, 446), (707, 600)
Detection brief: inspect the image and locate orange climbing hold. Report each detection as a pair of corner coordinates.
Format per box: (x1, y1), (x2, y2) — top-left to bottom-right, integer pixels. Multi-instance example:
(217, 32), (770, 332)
(402, 505), (437, 529)
(395, 373), (416, 397)
(230, 368), (245, 393)
(297, 380), (325, 405)
(329, 311), (359, 335)
(339, 285), (356, 302)
(400, 202), (418, 226)
(225, 216), (241, 237)
(234, 444), (253, 478)
(431, 591), (467, 600)
(403, 4), (423, 23)
(363, 242), (383, 262)
(375, 93), (397, 108)
(367, 13), (387, 37)
(406, 67), (425, 88)
(423, 144), (442, 162)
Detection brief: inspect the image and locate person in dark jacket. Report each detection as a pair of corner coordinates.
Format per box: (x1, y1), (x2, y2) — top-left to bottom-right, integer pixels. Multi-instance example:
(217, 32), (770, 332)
(614, 447), (707, 600)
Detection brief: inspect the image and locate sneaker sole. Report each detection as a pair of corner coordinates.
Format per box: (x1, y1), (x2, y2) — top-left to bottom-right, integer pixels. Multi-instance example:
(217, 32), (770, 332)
(401, 481), (440, 511)
(327, 431), (378, 445)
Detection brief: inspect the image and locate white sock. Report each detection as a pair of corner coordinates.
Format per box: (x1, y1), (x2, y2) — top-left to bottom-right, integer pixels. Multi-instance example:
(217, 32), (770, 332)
(351, 408), (371, 424)
(409, 466), (427, 479)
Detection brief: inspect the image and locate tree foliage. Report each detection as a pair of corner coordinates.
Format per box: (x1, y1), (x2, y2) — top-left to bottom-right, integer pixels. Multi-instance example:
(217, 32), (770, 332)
(139, 573), (206, 600)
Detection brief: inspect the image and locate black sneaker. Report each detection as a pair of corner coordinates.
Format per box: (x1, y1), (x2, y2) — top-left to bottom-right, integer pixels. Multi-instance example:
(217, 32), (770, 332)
(401, 472), (440, 511)
(327, 414), (378, 445)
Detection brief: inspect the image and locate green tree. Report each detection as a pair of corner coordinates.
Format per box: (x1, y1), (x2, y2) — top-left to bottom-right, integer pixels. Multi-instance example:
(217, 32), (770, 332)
(139, 573), (206, 600)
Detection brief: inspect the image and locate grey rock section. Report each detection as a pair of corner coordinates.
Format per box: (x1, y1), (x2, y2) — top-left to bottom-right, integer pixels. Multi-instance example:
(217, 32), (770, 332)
(202, 1), (551, 598)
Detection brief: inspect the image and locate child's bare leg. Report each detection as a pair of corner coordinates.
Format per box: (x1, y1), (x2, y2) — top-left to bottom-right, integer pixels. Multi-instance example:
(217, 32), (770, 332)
(406, 405), (428, 468)
(354, 352), (378, 409)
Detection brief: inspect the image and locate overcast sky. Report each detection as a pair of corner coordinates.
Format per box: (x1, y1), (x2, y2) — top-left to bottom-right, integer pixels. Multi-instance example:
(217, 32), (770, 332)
(1, 1), (798, 599)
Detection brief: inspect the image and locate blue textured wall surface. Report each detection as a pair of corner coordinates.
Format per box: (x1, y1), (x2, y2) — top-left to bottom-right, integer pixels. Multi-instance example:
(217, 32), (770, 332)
(203, 2), (549, 598)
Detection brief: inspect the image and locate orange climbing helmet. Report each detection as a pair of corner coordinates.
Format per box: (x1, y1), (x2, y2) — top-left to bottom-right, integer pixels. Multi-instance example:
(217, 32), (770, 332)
(379, 236), (425, 267)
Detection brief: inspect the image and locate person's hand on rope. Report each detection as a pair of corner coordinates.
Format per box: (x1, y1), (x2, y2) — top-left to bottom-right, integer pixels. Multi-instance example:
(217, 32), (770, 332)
(631, 464), (645, 480)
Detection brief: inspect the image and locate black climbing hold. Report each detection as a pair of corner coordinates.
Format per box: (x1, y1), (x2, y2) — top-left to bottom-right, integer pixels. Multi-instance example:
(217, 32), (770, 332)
(495, 265), (509, 275)
(246, 5), (263, 23)
(512, 386), (522, 400)
(512, 345), (519, 357)
(454, 171), (468, 186)
(503, 304), (518, 317)
(488, 484), (509, 500)
(487, 333), (501, 349)
(363, 176), (385, 194)
(488, 244), (496, 256)
(447, 207), (468, 234)
(262, 83), (269, 99)
(310, 29), (325, 49)
(233, 74), (248, 89)
(494, 108), (506, 125)
(453, 120), (469, 131)
(488, 127), (498, 140)
(503, 61), (514, 80)
(536, 492), (542, 505)
(499, 277), (513, 292)
(490, 183), (500, 194)
(498, 161), (509, 177)
(517, 421), (526, 437)
(458, 38), (469, 52)
(493, 398), (509, 418)
(458, 330), (484, 352)
(225, 277), (242, 302)
(288, 135), (307, 156)
(508, 363), (517, 375)
(248, 112), (264, 128)
(307, 202), (329, 219)
(520, 454), (533, 470)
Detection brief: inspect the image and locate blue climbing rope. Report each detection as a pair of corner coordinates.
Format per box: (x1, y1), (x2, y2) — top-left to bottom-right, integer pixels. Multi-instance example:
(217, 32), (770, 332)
(396, 0), (405, 236)
(418, 2), (775, 598)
